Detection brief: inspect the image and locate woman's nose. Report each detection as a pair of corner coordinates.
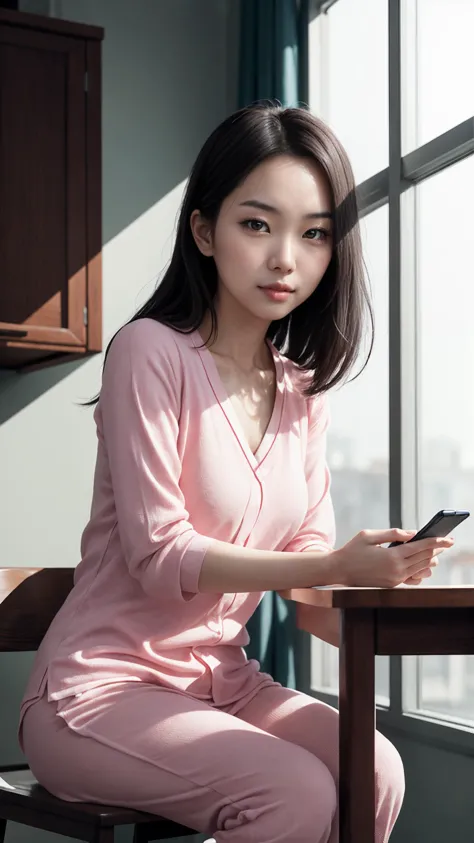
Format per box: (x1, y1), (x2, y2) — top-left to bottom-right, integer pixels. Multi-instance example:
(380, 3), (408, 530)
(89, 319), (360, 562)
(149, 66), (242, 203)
(268, 241), (296, 274)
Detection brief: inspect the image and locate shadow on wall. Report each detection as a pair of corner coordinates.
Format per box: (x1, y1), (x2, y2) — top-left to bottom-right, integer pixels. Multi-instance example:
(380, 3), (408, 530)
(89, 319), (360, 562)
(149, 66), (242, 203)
(2, 0), (239, 423)
(0, 360), (87, 426)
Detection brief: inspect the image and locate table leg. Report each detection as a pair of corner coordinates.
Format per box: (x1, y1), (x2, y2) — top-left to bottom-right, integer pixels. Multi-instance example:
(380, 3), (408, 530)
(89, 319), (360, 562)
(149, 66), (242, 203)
(339, 607), (376, 843)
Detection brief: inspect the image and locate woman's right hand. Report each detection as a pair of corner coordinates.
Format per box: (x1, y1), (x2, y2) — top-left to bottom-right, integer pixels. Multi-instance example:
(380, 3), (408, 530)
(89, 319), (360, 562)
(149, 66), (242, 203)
(331, 528), (454, 589)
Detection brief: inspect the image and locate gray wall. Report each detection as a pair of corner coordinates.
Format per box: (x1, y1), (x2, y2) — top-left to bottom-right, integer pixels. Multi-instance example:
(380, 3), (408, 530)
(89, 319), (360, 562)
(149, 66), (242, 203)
(1, 2), (239, 841)
(384, 725), (474, 843)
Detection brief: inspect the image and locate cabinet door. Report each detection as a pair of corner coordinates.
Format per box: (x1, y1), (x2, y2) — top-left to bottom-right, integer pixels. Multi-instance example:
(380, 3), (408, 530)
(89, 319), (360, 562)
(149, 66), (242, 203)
(0, 25), (87, 350)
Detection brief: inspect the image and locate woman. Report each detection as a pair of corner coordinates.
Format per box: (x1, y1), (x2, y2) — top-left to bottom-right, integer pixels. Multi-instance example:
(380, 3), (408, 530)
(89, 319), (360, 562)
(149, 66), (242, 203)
(19, 104), (453, 843)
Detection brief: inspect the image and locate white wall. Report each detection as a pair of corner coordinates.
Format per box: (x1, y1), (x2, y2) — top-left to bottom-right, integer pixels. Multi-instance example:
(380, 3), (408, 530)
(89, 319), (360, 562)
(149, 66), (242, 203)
(1, 0), (240, 571)
(1, 8), (239, 843)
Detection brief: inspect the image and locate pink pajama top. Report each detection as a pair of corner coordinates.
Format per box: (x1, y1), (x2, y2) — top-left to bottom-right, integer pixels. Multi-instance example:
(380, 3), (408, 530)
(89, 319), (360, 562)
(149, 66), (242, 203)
(19, 319), (335, 728)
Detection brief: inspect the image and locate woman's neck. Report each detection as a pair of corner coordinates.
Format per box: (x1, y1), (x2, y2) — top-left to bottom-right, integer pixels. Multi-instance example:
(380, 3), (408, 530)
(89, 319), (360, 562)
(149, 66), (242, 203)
(200, 303), (271, 373)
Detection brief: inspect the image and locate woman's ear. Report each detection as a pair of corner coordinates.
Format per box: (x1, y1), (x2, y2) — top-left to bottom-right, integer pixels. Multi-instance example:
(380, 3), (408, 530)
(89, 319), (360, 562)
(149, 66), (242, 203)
(190, 210), (214, 257)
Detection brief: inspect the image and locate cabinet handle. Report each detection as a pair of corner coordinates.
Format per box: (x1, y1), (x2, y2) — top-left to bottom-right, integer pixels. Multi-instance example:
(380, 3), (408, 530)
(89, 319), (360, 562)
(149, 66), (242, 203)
(0, 329), (28, 338)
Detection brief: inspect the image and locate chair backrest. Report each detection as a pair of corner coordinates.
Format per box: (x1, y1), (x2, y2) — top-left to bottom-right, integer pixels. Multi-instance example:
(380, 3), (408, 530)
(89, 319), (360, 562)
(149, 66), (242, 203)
(0, 568), (74, 652)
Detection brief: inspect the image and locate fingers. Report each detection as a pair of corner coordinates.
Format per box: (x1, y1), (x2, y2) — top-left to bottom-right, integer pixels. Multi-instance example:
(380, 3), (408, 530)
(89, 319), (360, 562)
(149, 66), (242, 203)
(361, 528), (417, 545)
(405, 566), (434, 585)
(405, 546), (444, 568)
(399, 535), (454, 559)
(405, 551), (443, 575)
(405, 575), (423, 585)
(404, 559), (438, 585)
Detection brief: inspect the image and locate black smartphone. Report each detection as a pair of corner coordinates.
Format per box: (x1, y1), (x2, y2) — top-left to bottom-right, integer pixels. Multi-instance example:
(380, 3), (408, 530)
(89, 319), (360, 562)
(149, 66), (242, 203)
(389, 509), (470, 547)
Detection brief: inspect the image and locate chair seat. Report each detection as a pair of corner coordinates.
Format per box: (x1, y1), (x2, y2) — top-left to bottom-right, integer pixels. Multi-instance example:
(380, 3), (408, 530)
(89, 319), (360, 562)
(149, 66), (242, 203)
(0, 768), (194, 836)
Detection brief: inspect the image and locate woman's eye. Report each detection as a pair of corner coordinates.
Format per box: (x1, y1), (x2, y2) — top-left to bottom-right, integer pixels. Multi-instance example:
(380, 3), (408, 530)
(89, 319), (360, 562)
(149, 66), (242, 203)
(241, 219), (269, 233)
(304, 228), (330, 242)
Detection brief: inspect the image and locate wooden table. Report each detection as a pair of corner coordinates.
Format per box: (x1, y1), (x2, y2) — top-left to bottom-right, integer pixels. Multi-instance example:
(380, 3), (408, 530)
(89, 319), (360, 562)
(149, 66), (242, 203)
(280, 585), (474, 843)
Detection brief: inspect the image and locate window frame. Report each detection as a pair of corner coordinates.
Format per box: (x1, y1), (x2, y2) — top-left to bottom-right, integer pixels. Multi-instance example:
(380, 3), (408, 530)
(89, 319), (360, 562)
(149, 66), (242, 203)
(303, 0), (474, 754)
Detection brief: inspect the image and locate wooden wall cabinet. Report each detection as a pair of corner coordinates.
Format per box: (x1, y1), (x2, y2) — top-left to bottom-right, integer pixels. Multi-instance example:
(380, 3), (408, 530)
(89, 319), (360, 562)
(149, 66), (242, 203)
(0, 8), (103, 371)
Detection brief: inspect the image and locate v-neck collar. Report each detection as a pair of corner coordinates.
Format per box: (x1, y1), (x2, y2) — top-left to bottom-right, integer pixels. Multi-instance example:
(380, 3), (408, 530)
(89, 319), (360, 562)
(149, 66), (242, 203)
(192, 331), (286, 471)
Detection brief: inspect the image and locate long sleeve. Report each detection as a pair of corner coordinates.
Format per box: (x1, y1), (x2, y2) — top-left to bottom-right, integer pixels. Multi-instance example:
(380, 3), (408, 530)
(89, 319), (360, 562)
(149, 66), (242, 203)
(283, 393), (336, 554)
(98, 320), (213, 601)
(21, 330), (343, 712)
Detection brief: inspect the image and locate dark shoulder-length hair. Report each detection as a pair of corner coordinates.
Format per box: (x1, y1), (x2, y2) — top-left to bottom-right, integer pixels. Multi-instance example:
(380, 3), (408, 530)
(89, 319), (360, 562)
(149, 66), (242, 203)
(88, 102), (372, 404)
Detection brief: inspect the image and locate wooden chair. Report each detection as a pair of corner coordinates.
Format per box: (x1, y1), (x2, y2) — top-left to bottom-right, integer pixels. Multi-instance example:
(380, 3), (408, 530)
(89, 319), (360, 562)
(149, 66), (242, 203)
(0, 567), (197, 843)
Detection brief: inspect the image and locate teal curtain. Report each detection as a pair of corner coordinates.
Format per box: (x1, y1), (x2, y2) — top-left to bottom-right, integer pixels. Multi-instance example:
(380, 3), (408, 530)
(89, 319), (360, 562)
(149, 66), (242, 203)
(238, 0), (309, 109)
(239, 0), (309, 688)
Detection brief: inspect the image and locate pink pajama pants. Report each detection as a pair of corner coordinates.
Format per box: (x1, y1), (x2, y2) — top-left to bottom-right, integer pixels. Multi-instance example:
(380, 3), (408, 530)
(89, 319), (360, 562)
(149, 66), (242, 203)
(21, 682), (404, 843)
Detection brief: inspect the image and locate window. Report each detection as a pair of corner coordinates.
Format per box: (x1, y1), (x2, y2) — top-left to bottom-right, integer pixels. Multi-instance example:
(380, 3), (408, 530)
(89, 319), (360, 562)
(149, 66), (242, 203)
(417, 156), (474, 577)
(311, 206), (390, 705)
(309, 0), (388, 183)
(406, 155), (474, 723)
(402, 0), (474, 152)
(307, 0), (474, 737)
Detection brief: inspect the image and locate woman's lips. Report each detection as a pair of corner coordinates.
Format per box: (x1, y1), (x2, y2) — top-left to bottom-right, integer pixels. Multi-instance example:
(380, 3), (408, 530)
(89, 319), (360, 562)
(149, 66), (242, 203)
(258, 285), (294, 302)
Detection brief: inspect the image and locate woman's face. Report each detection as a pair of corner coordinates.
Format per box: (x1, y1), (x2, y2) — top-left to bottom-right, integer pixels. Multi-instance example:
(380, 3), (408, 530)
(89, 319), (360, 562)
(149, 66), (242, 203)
(191, 154), (334, 326)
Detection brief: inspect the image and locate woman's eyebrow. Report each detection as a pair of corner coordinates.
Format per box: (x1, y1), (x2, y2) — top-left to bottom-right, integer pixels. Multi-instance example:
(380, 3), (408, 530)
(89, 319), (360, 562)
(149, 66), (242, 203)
(238, 199), (333, 220)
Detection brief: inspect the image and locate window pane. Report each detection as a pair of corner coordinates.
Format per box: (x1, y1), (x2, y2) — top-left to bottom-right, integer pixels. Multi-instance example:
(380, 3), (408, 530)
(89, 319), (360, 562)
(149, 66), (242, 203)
(309, 0), (388, 184)
(403, 0), (474, 151)
(311, 205), (390, 702)
(413, 154), (474, 723)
